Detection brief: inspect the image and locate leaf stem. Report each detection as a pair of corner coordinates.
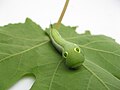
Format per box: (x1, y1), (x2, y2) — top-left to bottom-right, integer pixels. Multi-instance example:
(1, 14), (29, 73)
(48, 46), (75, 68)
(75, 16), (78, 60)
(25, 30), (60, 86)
(55, 0), (69, 29)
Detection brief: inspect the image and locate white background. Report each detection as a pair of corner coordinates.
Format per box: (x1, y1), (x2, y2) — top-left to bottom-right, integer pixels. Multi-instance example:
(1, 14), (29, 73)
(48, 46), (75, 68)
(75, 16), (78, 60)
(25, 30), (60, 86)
(0, 0), (120, 90)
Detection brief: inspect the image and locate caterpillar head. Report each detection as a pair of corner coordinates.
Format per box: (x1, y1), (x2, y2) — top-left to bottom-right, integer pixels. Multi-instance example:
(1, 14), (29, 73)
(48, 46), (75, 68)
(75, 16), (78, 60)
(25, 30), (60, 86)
(62, 44), (85, 69)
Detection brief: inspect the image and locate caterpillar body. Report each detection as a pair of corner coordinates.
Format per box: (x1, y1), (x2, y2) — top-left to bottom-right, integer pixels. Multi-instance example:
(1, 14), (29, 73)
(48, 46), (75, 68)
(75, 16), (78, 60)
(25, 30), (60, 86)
(49, 27), (85, 69)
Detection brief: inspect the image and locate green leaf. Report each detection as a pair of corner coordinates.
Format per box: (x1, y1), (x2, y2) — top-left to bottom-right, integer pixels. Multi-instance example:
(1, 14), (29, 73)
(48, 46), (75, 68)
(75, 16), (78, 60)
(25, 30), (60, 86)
(0, 18), (120, 90)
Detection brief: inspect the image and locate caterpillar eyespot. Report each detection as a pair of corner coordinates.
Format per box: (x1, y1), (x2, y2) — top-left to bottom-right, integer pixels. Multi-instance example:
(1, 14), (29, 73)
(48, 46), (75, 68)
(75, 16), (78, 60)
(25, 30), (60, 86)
(63, 52), (68, 58)
(74, 48), (80, 53)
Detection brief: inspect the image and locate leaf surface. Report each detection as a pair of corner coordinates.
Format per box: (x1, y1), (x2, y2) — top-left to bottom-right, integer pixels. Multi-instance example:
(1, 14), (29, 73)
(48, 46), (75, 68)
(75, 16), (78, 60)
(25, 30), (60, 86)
(0, 18), (120, 90)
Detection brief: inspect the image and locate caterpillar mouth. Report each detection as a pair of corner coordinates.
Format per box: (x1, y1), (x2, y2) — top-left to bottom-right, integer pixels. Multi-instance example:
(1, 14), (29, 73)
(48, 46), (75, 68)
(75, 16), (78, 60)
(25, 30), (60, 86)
(70, 62), (83, 69)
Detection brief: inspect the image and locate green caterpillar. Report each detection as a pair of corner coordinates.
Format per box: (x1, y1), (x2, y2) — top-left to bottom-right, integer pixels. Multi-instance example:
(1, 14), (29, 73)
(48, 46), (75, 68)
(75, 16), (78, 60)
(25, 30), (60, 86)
(49, 26), (85, 69)
(49, 0), (85, 69)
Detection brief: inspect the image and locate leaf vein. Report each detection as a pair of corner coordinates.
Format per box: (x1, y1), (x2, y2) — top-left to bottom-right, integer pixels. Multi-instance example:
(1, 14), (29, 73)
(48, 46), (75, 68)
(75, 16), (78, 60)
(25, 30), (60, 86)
(99, 53), (120, 71)
(48, 59), (63, 90)
(80, 45), (120, 57)
(0, 31), (42, 41)
(82, 40), (113, 46)
(105, 82), (120, 90)
(83, 63), (110, 90)
(0, 40), (49, 63)
(86, 75), (93, 90)
(0, 42), (30, 48)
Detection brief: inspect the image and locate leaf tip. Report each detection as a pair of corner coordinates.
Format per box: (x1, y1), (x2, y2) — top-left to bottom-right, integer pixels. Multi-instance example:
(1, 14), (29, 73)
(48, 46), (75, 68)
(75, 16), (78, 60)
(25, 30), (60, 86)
(25, 17), (33, 23)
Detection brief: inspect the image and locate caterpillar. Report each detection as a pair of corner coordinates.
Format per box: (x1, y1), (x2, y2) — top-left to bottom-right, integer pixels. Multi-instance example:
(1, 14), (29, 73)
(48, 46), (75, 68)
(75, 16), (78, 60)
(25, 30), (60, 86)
(49, 0), (85, 69)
